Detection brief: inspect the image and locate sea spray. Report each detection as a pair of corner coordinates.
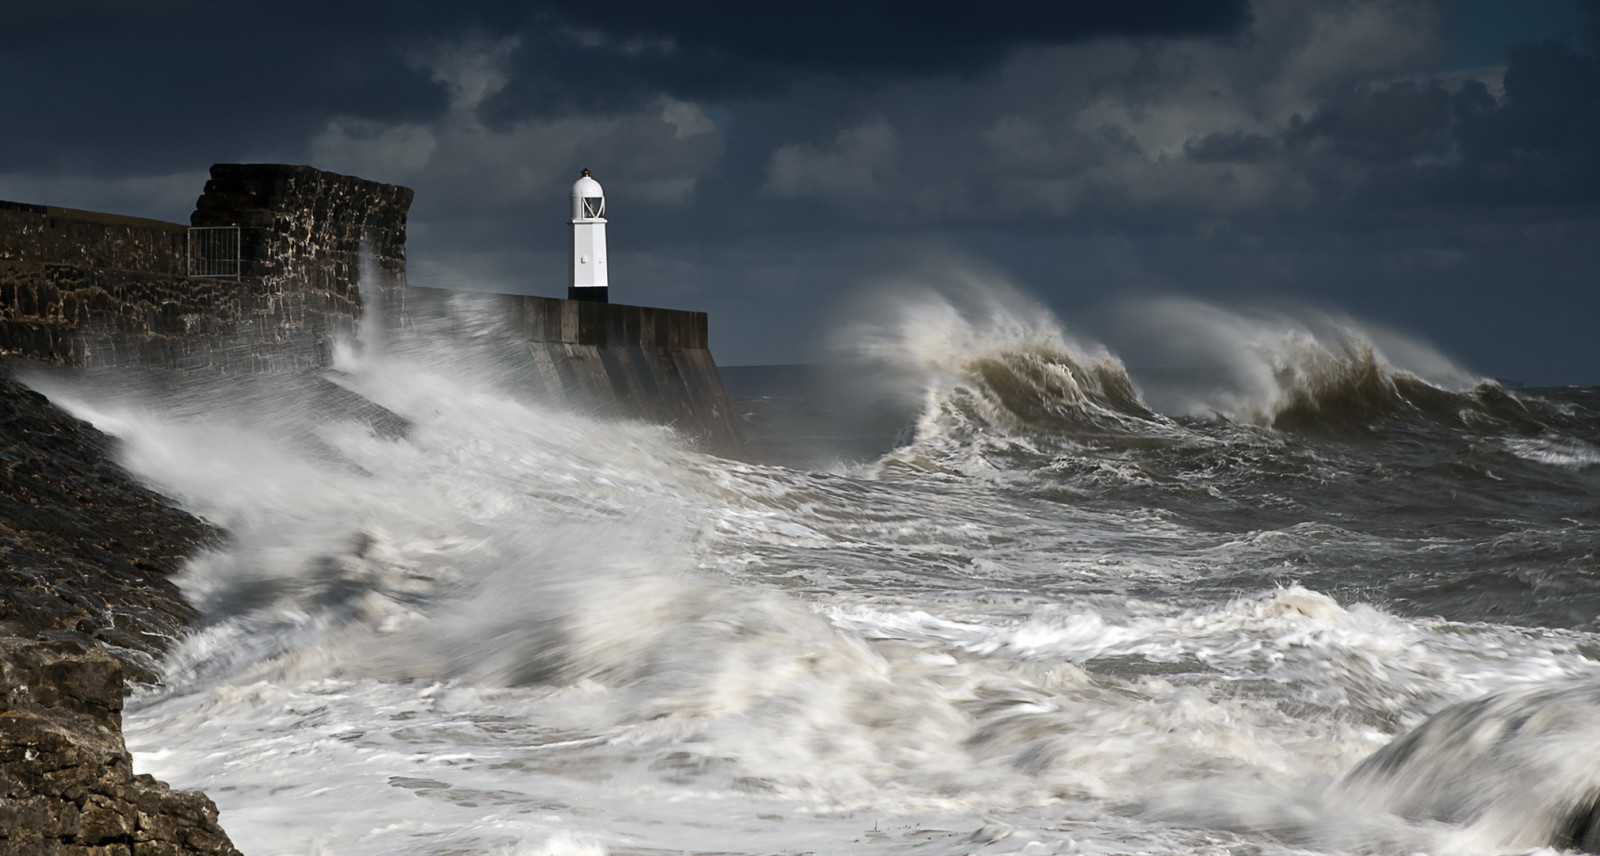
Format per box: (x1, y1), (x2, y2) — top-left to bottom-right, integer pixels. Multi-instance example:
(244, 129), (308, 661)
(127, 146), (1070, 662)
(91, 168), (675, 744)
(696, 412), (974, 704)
(1111, 297), (1483, 428)
(827, 270), (1185, 477)
(1336, 680), (1600, 852)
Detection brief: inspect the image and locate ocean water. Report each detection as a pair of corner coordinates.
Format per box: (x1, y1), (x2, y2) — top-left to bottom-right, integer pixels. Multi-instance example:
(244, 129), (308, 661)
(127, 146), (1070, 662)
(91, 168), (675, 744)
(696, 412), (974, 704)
(33, 282), (1600, 855)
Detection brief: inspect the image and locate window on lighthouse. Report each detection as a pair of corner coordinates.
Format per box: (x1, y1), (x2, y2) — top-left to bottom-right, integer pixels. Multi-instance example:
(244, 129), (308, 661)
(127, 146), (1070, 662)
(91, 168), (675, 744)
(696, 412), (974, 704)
(582, 197), (605, 218)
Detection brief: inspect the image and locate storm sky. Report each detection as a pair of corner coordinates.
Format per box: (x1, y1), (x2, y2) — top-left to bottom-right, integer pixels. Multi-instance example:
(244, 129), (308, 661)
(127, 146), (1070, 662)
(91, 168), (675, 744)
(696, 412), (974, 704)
(3, 0), (1596, 383)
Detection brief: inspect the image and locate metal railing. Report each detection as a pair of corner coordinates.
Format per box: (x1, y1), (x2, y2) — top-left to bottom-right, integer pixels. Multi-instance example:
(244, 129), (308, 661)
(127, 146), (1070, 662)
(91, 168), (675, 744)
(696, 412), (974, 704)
(187, 226), (241, 278)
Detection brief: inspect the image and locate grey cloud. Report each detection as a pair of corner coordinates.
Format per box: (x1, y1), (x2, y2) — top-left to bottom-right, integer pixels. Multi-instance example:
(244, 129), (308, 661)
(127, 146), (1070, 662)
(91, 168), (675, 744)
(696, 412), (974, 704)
(522, 1), (1253, 80)
(764, 117), (899, 201)
(0, 3), (446, 175)
(1291, 81), (1454, 162)
(1455, 39), (1600, 188)
(1184, 131), (1282, 163)
(1281, 34), (1600, 211)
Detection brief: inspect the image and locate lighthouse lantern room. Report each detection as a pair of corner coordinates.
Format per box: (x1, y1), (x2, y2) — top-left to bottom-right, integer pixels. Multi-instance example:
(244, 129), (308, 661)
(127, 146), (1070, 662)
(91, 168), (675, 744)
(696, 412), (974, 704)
(569, 169), (608, 302)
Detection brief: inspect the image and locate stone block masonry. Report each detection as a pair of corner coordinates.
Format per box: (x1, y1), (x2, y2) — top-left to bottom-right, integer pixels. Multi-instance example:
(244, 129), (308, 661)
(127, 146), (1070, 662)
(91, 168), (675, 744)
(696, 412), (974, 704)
(1, 165), (413, 372)
(189, 163), (412, 366)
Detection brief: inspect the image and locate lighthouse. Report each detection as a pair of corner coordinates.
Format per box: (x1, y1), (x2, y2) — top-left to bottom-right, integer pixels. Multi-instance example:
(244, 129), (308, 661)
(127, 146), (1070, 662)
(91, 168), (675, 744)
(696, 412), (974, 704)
(568, 168), (608, 302)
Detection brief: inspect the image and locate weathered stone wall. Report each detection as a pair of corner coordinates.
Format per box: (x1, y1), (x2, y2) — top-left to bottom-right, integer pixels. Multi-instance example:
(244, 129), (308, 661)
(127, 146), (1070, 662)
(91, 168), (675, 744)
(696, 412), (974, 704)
(0, 202), (218, 367)
(0, 201), (187, 275)
(1, 164), (412, 372)
(0, 261), (248, 369)
(189, 163), (412, 368)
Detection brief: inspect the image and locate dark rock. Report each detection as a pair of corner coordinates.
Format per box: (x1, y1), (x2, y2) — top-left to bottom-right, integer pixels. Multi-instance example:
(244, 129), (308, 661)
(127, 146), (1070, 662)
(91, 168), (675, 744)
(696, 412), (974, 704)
(0, 637), (240, 856)
(0, 369), (215, 675)
(0, 368), (239, 855)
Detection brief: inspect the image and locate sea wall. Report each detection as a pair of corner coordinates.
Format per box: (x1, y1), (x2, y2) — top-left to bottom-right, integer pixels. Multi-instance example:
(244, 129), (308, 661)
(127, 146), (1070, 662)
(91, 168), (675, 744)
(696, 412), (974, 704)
(1, 163), (738, 448)
(0, 165), (410, 372)
(513, 297), (736, 451)
(400, 288), (739, 452)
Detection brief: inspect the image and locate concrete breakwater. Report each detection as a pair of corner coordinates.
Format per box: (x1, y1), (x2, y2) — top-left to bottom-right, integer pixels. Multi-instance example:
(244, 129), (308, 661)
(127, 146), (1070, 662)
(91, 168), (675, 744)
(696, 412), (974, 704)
(396, 287), (739, 451)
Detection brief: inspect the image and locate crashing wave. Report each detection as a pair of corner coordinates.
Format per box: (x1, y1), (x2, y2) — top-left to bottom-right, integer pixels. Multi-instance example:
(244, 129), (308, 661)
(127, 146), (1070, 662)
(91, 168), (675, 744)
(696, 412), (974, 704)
(1337, 680), (1600, 853)
(829, 273), (1183, 467)
(1110, 298), (1589, 437)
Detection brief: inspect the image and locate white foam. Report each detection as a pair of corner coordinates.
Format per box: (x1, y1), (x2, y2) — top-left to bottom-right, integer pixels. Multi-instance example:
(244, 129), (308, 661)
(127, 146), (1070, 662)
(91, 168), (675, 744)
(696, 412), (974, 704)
(1503, 434), (1600, 469)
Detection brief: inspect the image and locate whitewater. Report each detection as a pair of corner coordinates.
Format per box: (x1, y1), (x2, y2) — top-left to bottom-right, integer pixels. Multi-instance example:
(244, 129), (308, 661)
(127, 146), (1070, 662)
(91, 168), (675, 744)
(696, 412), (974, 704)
(30, 280), (1600, 855)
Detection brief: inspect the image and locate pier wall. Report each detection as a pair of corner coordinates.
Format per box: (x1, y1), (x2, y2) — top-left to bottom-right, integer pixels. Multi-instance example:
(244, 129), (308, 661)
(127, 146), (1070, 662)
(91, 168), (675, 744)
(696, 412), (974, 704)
(0, 164), (737, 450)
(400, 288), (737, 450)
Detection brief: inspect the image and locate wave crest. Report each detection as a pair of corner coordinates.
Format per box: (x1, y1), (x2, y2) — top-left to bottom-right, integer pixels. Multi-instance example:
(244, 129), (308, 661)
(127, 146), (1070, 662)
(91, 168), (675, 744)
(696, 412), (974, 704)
(829, 272), (1177, 464)
(1119, 298), (1497, 432)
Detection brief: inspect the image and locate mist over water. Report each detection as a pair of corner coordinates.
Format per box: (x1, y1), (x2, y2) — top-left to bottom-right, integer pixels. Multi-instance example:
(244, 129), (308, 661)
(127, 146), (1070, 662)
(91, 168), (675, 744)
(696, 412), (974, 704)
(34, 276), (1600, 855)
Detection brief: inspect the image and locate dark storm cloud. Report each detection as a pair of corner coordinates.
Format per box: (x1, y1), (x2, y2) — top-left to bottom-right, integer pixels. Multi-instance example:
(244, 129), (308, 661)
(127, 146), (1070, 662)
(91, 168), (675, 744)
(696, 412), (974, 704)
(525, 1), (1252, 78)
(1184, 131), (1281, 164)
(474, 1), (1255, 126)
(0, 0), (1251, 174)
(0, 1), (450, 173)
(1277, 32), (1600, 213)
(1292, 81), (1454, 163)
(1453, 39), (1600, 203)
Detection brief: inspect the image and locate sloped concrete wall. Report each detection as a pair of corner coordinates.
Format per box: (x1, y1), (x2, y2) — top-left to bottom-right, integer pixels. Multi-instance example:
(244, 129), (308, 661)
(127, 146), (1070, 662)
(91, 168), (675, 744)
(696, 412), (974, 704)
(396, 288), (739, 453)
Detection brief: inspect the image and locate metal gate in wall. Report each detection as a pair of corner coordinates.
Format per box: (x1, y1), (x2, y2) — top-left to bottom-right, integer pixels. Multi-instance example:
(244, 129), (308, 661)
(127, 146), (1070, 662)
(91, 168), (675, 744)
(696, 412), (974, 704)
(187, 226), (241, 278)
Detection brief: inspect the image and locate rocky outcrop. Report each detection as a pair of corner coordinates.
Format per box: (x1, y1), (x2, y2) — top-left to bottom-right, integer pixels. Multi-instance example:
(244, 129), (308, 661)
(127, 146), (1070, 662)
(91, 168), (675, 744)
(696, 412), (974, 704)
(0, 636), (239, 856)
(1, 365), (239, 855)
(0, 370), (214, 681)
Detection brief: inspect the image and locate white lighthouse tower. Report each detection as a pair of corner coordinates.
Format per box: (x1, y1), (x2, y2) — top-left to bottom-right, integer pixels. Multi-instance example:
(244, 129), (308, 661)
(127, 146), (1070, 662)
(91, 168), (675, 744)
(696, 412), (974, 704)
(568, 168), (608, 302)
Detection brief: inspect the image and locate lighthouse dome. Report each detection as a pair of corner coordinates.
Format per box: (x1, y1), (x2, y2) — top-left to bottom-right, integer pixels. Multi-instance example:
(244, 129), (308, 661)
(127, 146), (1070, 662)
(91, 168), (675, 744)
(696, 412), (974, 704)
(572, 170), (604, 198)
(571, 169), (606, 220)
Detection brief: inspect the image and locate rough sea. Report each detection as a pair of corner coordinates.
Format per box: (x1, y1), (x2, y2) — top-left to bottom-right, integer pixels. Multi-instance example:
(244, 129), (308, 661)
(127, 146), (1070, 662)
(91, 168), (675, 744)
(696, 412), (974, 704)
(30, 280), (1600, 855)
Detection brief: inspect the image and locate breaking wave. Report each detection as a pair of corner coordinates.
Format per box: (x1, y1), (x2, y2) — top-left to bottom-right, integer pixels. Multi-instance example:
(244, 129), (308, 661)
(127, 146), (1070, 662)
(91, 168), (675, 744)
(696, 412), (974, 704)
(1113, 298), (1493, 431)
(828, 273), (1183, 471)
(835, 283), (1600, 461)
(1337, 680), (1600, 852)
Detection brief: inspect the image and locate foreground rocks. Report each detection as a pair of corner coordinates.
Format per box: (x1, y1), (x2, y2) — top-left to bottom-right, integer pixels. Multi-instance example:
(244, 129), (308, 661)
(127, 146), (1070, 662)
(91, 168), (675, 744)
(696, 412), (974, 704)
(0, 637), (240, 856)
(1, 365), (240, 855)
